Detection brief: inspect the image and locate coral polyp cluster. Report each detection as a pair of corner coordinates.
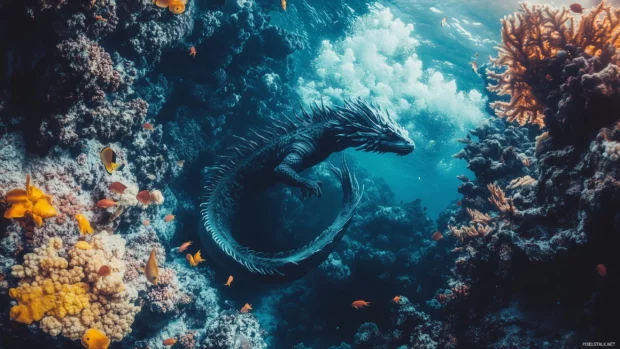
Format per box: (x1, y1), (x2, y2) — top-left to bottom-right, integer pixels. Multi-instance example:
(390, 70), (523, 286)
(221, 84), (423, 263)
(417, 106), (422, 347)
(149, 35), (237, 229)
(9, 234), (139, 342)
(488, 1), (620, 128)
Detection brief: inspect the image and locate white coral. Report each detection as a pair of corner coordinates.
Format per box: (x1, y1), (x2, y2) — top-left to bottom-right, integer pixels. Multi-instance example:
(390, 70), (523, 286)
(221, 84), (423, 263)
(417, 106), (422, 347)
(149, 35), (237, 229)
(602, 140), (620, 162)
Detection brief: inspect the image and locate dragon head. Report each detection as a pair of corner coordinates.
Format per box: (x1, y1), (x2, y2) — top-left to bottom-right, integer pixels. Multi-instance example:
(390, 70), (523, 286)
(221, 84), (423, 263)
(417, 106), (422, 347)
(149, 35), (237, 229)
(331, 98), (415, 156)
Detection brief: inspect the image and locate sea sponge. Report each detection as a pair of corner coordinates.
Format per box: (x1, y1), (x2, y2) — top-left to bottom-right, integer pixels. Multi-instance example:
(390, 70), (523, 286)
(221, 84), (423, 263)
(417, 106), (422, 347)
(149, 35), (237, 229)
(8, 234), (139, 342)
(488, 1), (620, 127)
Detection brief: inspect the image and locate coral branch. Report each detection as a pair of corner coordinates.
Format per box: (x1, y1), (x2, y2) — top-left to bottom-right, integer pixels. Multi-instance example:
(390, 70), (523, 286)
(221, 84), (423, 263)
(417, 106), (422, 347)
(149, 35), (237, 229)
(487, 183), (517, 215)
(488, 1), (620, 127)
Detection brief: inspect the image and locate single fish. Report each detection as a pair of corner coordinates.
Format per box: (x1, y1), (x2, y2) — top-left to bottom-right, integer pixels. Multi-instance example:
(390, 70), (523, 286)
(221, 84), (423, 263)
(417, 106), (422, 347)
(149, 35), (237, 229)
(99, 146), (124, 174)
(545, 74), (553, 82)
(570, 3), (584, 14)
(177, 160), (185, 167)
(597, 264), (606, 277)
(81, 328), (110, 349)
(281, 0), (286, 11)
(163, 338), (177, 346)
(240, 303), (253, 313)
(145, 248), (159, 285)
(75, 214), (94, 235)
(224, 275), (234, 287)
(136, 190), (151, 205)
(108, 182), (127, 194)
(186, 253), (196, 267)
(193, 250), (205, 264)
(96, 199), (118, 209)
(146, 174), (156, 180)
(164, 214), (175, 223)
(441, 16), (447, 27)
(392, 296), (401, 304)
(189, 46), (197, 57)
(98, 265), (111, 277)
(143, 122), (154, 131)
(456, 200), (462, 207)
(432, 231), (443, 241)
(94, 15), (107, 22)
(108, 206), (124, 222)
(178, 241), (193, 253)
(351, 300), (370, 309)
(143, 219), (151, 226)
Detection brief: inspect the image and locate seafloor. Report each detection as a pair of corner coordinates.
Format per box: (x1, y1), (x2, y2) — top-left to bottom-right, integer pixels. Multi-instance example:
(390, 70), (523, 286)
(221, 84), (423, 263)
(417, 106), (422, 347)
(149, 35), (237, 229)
(0, 0), (618, 348)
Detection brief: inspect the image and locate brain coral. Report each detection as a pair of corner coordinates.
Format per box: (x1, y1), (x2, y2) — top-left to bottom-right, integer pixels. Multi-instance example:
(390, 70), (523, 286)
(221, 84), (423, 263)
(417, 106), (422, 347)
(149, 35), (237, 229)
(9, 233), (140, 342)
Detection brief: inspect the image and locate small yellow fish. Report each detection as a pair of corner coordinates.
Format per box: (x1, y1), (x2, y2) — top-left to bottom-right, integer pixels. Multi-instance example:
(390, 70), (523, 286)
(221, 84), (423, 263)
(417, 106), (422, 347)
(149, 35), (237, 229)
(75, 214), (94, 235)
(81, 328), (110, 349)
(144, 248), (159, 285)
(282, 0), (286, 11)
(186, 250), (204, 267)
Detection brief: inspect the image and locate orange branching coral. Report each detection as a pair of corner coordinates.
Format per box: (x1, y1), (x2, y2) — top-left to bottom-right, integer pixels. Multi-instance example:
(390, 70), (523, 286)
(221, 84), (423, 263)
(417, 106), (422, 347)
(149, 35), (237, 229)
(4, 174), (57, 226)
(487, 183), (516, 215)
(449, 224), (492, 241)
(488, 1), (620, 127)
(466, 208), (493, 224)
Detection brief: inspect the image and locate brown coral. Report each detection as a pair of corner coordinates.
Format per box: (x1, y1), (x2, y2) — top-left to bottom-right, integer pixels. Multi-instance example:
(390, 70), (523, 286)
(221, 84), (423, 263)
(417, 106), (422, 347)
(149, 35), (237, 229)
(488, 1), (620, 127)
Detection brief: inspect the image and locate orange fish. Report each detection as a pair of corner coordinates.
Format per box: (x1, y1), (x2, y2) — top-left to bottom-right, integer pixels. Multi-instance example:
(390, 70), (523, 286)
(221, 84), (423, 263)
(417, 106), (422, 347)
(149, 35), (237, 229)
(164, 214), (175, 223)
(186, 253), (195, 266)
(193, 250), (205, 264)
(143, 122), (154, 131)
(432, 231), (443, 241)
(98, 265), (111, 276)
(96, 199), (118, 208)
(177, 160), (185, 167)
(143, 219), (150, 226)
(570, 3), (584, 14)
(108, 182), (127, 194)
(240, 303), (252, 313)
(352, 300), (370, 309)
(281, 0), (286, 11)
(456, 200), (462, 207)
(392, 296), (401, 304)
(163, 338), (177, 346)
(471, 61), (478, 73)
(186, 251), (204, 267)
(545, 74), (553, 82)
(178, 241), (192, 253)
(94, 15), (107, 22)
(189, 46), (196, 57)
(224, 275), (233, 287)
(597, 264), (606, 277)
(136, 190), (151, 205)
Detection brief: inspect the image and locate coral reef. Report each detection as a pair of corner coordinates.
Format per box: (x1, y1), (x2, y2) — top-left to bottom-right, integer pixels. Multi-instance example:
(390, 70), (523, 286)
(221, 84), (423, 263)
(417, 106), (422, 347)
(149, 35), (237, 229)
(9, 233), (140, 342)
(202, 312), (268, 349)
(488, 1), (620, 129)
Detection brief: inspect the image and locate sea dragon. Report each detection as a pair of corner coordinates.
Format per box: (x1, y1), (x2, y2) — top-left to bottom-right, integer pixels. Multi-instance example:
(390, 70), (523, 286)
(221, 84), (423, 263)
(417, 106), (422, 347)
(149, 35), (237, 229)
(199, 98), (415, 282)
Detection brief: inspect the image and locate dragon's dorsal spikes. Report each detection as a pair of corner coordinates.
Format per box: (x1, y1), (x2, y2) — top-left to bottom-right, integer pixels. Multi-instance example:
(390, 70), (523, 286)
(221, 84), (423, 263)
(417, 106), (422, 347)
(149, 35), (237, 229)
(249, 129), (269, 142)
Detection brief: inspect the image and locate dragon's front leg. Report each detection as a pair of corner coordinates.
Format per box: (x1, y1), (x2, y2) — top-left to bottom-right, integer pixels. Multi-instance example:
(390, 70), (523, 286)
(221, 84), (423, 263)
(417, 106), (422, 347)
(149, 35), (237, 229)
(274, 153), (322, 198)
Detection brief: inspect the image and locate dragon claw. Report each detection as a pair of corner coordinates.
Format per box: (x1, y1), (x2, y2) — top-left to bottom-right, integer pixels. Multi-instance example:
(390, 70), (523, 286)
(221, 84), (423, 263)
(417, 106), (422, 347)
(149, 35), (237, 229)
(302, 180), (322, 198)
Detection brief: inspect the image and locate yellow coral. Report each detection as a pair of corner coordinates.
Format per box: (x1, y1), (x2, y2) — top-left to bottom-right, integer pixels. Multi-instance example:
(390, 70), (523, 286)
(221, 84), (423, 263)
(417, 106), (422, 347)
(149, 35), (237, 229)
(8, 234), (139, 342)
(9, 279), (89, 324)
(488, 1), (620, 127)
(4, 174), (57, 226)
(75, 241), (92, 250)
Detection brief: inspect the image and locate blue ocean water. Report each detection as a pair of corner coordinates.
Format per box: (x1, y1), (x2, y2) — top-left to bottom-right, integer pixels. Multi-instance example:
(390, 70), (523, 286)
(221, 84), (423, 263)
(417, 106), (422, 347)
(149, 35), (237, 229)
(271, 0), (498, 218)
